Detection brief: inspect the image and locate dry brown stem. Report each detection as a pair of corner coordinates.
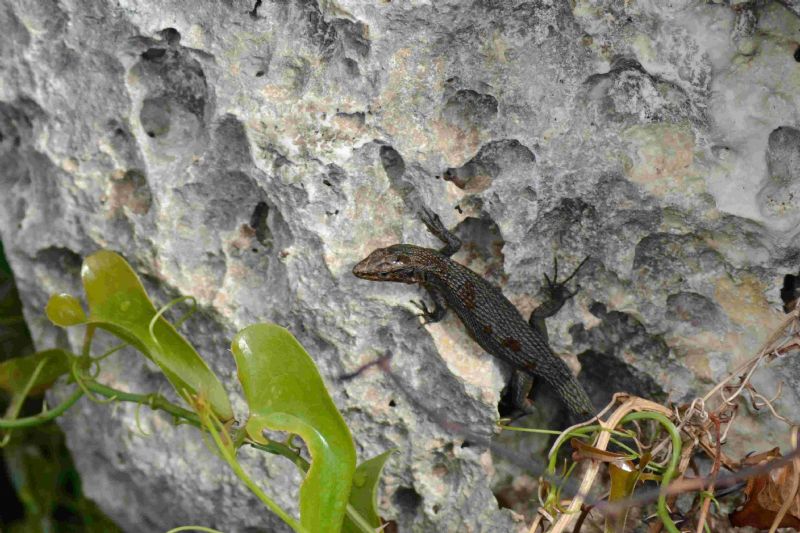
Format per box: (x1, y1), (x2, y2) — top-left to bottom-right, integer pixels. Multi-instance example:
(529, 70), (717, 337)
(694, 415), (722, 533)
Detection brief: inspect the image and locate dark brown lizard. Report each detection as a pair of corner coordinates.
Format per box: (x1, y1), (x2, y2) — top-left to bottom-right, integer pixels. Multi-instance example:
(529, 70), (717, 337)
(352, 208), (595, 420)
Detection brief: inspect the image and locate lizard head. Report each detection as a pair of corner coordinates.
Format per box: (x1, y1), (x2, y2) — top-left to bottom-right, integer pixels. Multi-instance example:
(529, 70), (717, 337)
(352, 244), (428, 284)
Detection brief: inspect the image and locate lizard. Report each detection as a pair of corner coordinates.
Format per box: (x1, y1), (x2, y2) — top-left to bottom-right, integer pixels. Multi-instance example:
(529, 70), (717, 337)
(352, 207), (595, 420)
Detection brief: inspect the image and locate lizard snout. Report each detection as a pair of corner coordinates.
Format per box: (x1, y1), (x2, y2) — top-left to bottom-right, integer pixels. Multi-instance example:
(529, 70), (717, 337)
(352, 247), (417, 283)
(352, 251), (385, 280)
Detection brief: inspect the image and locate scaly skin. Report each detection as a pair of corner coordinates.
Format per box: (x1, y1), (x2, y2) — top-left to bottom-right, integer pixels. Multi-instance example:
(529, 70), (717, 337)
(353, 209), (594, 420)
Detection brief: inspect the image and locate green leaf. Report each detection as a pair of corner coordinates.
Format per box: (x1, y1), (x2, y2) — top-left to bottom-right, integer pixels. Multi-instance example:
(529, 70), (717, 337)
(45, 294), (87, 326)
(45, 250), (233, 422)
(343, 450), (396, 533)
(0, 350), (71, 396)
(232, 323), (356, 533)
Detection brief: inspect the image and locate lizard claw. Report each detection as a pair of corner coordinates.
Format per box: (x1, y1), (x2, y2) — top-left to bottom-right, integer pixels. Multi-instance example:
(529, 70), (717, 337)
(562, 256), (589, 285)
(410, 299), (429, 313)
(410, 299), (433, 327)
(543, 256), (588, 291)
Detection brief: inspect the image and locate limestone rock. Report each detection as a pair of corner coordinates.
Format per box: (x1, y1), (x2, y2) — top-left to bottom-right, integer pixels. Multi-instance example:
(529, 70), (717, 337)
(1, 0), (800, 531)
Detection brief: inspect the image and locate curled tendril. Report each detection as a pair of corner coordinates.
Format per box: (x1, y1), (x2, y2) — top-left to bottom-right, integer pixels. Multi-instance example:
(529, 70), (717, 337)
(173, 296), (198, 329)
(165, 525), (225, 533)
(86, 357), (102, 379)
(133, 399), (151, 437)
(91, 341), (127, 363)
(284, 433), (304, 452)
(70, 359), (117, 405)
(148, 296), (198, 350)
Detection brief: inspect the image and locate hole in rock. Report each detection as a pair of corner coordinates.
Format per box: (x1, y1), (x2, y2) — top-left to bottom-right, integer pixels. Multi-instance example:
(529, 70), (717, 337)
(161, 27), (180, 44)
(140, 47), (166, 61)
(249, 201), (272, 248)
(250, 0), (262, 18)
(379, 145), (405, 181)
(393, 487), (422, 513)
(139, 96), (171, 138)
(781, 272), (800, 313)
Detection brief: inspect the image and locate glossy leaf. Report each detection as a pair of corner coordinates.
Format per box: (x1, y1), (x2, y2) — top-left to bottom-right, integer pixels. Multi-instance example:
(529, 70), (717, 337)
(232, 323), (356, 533)
(343, 450), (396, 533)
(607, 462), (640, 533)
(45, 250), (233, 422)
(45, 294), (86, 326)
(0, 350), (71, 396)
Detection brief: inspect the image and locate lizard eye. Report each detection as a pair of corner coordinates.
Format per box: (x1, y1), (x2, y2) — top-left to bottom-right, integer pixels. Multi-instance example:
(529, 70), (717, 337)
(379, 272), (389, 278)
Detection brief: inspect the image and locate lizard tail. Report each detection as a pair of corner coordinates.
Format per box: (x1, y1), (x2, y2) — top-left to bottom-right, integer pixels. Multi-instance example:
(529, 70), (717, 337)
(551, 375), (595, 421)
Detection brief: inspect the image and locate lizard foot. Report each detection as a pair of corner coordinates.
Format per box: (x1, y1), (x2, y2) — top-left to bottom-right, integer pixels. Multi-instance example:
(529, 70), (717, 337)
(498, 395), (538, 421)
(409, 299), (444, 327)
(418, 206), (447, 235)
(417, 205), (461, 257)
(540, 255), (589, 308)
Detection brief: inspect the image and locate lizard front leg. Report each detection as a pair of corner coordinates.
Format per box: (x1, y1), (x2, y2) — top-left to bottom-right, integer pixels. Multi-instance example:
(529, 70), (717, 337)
(410, 285), (448, 325)
(419, 206), (462, 257)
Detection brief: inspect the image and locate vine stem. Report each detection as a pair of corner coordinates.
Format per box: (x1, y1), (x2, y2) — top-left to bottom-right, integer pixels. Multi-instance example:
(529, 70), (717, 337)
(0, 388), (84, 429)
(85, 381), (202, 427)
(0, 370), (363, 529)
(3, 356), (51, 438)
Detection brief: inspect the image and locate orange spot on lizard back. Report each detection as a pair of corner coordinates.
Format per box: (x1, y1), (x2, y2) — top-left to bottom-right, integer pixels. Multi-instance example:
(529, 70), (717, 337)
(502, 338), (521, 352)
(458, 281), (477, 310)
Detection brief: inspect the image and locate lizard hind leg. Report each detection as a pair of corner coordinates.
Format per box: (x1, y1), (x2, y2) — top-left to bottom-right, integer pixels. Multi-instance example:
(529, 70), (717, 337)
(499, 370), (537, 419)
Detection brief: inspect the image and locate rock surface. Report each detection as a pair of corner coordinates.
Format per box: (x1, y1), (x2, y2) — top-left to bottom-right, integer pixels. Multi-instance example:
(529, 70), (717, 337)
(1, 0), (800, 531)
